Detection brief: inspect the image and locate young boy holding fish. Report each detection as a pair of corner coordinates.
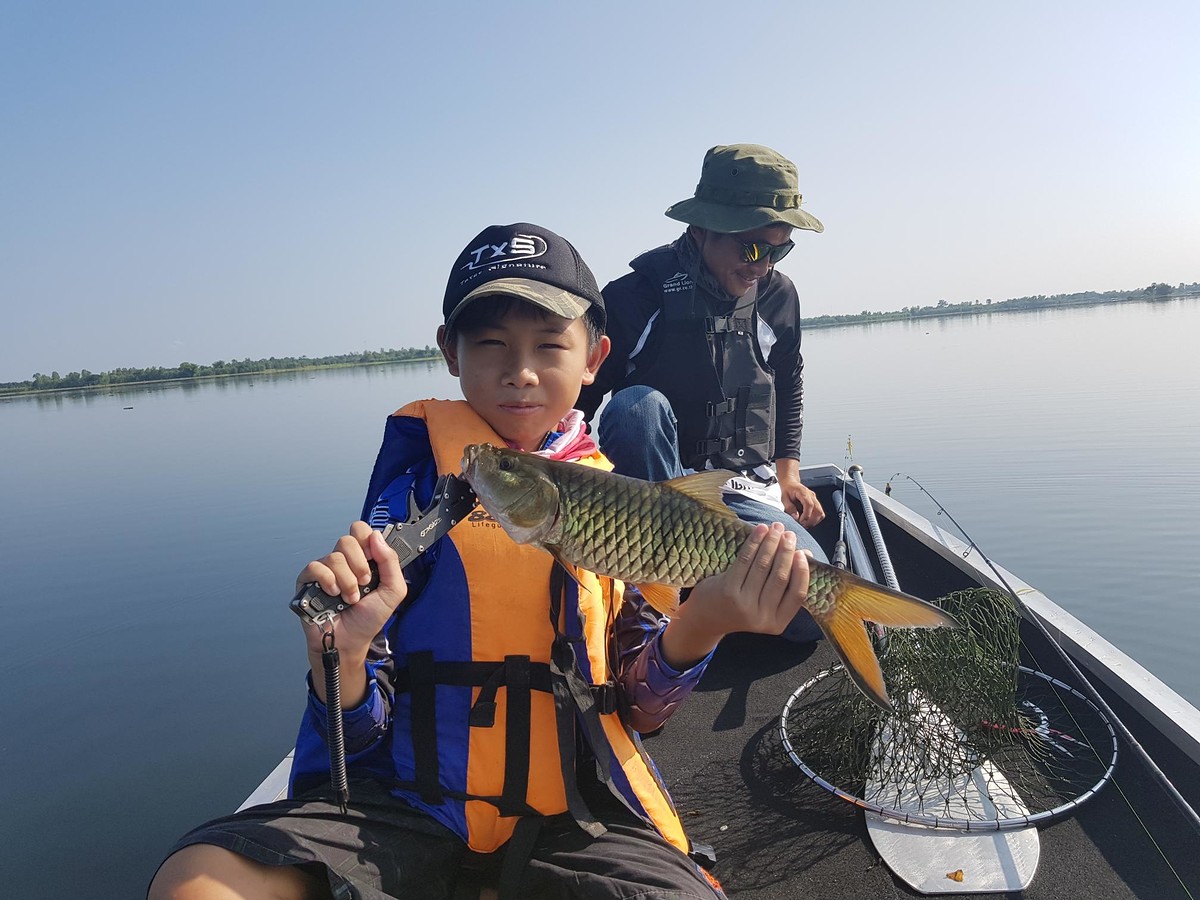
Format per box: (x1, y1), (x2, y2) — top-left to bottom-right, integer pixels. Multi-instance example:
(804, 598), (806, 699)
(150, 223), (817, 900)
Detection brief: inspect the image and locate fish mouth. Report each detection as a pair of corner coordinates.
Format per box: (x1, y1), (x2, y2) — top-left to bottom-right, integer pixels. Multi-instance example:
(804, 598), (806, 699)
(458, 444), (561, 542)
(460, 444), (484, 483)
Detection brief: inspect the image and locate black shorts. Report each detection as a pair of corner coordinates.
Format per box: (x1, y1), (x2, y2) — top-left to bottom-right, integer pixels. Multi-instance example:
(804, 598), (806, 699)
(153, 778), (724, 900)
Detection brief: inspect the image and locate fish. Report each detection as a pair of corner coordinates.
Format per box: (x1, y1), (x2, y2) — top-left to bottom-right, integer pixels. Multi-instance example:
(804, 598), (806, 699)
(460, 443), (959, 711)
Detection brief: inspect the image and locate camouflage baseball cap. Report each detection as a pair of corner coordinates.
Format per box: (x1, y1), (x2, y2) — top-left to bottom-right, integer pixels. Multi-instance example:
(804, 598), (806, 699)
(665, 144), (824, 234)
(443, 223), (605, 331)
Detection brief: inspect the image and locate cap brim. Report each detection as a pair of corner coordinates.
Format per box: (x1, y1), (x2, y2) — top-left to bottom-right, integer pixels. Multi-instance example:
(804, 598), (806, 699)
(445, 277), (593, 330)
(665, 198), (824, 234)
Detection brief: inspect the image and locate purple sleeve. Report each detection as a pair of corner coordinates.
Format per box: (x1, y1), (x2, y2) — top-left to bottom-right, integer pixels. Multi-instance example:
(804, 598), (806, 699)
(303, 666), (389, 756)
(613, 587), (714, 733)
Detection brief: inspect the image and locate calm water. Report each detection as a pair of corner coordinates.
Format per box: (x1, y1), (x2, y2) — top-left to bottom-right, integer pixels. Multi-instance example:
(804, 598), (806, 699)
(1, 300), (1197, 898)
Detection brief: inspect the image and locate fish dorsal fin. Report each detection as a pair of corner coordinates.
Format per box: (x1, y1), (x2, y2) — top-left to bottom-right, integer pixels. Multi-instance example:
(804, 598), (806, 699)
(636, 582), (681, 616)
(662, 470), (741, 519)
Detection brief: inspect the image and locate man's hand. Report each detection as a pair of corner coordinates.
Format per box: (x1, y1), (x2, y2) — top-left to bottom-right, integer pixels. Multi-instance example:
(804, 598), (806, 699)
(776, 458), (825, 528)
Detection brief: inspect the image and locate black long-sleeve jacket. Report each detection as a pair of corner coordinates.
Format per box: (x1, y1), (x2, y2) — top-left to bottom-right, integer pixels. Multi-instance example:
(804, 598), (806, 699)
(578, 240), (808, 463)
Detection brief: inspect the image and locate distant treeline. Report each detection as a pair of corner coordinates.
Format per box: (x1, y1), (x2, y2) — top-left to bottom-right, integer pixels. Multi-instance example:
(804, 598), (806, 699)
(800, 281), (1198, 328)
(0, 346), (439, 397)
(4, 282), (1198, 397)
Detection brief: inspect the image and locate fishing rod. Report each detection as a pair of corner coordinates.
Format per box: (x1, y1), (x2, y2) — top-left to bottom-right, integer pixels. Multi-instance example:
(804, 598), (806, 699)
(887, 471), (1200, 838)
(831, 490), (878, 584)
(831, 436), (851, 571)
(848, 464), (899, 592)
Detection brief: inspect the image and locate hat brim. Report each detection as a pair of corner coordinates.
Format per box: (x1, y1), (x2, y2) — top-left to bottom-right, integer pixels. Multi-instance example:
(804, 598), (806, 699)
(445, 277), (594, 331)
(664, 198), (824, 234)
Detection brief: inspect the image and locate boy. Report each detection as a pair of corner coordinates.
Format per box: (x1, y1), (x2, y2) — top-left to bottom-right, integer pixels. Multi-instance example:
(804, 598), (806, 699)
(150, 223), (813, 900)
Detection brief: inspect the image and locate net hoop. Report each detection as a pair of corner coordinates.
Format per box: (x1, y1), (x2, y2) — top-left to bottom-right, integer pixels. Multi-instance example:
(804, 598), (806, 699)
(779, 664), (1119, 831)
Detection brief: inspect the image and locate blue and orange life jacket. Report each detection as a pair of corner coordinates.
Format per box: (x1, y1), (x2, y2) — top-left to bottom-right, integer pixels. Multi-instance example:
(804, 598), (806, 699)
(369, 399), (690, 854)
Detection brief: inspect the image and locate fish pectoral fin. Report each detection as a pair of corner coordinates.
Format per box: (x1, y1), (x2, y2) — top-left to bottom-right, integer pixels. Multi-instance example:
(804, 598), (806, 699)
(636, 582), (681, 616)
(663, 470), (741, 519)
(547, 548), (597, 597)
(837, 580), (961, 630)
(817, 606), (893, 712)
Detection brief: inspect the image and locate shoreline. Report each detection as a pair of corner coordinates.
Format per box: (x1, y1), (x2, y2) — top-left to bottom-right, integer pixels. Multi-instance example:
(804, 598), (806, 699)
(0, 355), (444, 400)
(4, 293), (1196, 399)
(800, 289), (1197, 330)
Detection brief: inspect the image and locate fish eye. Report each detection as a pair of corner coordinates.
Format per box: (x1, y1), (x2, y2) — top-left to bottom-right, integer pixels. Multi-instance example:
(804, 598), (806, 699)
(499, 457), (512, 471)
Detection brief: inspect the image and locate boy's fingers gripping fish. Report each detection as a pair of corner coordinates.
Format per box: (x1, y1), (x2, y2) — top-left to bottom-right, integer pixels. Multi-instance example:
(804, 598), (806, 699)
(460, 443), (959, 711)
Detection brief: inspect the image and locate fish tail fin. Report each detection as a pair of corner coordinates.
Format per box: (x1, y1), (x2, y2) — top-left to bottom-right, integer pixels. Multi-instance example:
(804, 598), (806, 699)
(819, 599), (893, 712)
(814, 581), (960, 712)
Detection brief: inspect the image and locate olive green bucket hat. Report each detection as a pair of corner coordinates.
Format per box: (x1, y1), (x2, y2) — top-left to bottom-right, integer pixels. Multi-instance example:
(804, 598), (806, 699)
(665, 143), (824, 234)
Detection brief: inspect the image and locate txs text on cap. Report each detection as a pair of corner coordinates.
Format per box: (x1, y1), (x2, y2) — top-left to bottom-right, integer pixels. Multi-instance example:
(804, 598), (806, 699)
(443, 223), (605, 330)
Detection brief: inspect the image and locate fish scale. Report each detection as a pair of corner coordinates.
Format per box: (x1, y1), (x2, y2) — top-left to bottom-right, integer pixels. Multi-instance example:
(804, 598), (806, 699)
(805, 567), (842, 617)
(554, 464), (748, 585)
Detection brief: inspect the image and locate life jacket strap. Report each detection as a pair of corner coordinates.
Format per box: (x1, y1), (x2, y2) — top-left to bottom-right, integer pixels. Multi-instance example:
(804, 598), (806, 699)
(497, 816), (545, 900)
(500, 655), (532, 814)
(399, 655), (548, 815)
(696, 436), (732, 456)
(547, 565), (611, 840)
(408, 651), (443, 805)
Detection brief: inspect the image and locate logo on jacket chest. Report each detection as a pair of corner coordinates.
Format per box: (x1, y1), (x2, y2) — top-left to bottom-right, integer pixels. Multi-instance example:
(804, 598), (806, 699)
(662, 271), (692, 294)
(468, 507), (502, 528)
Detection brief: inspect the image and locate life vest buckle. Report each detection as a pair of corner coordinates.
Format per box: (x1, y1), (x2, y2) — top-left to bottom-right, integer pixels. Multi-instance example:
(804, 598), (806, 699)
(704, 315), (751, 335)
(591, 682), (618, 715)
(696, 437), (731, 455)
(706, 398), (736, 417)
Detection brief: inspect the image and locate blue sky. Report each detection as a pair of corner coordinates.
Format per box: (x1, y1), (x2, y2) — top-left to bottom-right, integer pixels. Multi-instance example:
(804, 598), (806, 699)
(3, 1), (1198, 382)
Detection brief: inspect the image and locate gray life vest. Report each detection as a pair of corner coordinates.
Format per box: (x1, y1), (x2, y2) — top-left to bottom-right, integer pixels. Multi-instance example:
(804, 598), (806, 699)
(622, 245), (776, 471)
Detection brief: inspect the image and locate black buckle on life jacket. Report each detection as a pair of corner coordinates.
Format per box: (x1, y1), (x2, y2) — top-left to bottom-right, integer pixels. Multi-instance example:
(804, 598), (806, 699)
(705, 315), (752, 335)
(590, 682), (618, 715)
(706, 398), (736, 417)
(696, 437), (731, 455)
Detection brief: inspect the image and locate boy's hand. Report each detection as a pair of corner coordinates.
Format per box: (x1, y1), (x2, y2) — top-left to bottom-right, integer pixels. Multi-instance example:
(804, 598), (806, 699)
(297, 522), (408, 664)
(660, 523), (811, 669)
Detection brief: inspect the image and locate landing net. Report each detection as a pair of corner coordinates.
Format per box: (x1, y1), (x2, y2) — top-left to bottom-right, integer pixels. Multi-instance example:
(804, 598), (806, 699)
(780, 588), (1118, 829)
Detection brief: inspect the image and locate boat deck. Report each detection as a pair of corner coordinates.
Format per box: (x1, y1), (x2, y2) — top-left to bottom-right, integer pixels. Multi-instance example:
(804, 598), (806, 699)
(644, 496), (1200, 899)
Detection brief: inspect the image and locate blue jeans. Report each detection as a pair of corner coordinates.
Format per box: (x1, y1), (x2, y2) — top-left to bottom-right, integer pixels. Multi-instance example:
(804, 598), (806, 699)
(597, 386), (825, 643)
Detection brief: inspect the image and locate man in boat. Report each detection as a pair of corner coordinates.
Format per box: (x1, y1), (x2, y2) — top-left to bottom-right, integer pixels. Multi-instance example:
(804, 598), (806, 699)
(577, 143), (828, 642)
(149, 223), (814, 900)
